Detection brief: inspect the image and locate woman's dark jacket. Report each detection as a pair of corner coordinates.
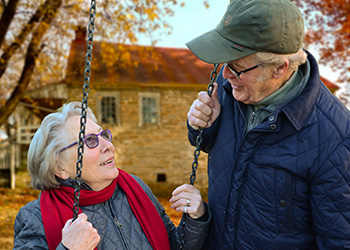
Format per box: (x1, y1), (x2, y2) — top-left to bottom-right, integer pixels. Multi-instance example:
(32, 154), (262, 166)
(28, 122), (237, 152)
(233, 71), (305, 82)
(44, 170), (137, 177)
(14, 175), (211, 249)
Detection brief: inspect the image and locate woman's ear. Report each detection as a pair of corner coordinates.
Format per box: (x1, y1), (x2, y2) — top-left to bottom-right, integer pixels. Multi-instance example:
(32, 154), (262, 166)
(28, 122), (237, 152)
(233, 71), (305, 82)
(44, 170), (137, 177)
(54, 166), (70, 180)
(273, 58), (290, 79)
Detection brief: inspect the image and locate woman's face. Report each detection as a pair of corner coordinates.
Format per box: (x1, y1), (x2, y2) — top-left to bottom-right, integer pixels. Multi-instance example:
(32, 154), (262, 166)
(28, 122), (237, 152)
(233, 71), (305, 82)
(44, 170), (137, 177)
(60, 115), (118, 191)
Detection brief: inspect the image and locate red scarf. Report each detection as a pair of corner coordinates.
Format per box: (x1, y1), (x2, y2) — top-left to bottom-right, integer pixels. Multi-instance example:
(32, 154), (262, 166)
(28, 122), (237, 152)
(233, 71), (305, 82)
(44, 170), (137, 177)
(40, 169), (170, 250)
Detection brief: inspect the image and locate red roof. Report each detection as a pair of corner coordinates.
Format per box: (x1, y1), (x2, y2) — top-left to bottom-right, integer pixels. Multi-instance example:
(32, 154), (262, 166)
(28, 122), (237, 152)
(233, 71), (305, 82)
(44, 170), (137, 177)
(65, 38), (339, 92)
(320, 76), (339, 93)
(65, 42), (218, 88)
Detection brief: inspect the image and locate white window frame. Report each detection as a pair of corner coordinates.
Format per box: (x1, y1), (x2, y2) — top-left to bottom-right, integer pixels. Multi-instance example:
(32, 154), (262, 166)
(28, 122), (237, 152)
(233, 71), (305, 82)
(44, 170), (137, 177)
(96, 92), (121, 125)
(138, 92), (161, 127)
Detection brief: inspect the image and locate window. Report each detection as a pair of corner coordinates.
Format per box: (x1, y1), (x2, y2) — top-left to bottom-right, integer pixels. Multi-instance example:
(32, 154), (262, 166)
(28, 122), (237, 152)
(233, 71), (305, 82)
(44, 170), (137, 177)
(96, 92), (120, 125)
(138, 93), (160, 126)
(157, 173), (167, 182)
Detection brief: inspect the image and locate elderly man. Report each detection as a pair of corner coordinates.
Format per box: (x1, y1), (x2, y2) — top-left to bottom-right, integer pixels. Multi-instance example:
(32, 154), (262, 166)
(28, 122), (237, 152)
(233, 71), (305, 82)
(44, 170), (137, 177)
(186, 0), (350, 249)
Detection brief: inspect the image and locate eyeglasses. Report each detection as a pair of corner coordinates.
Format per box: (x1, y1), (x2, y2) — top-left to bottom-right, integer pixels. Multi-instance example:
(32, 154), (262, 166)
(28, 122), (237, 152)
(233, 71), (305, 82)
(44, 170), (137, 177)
(59, 129), (113, 153)
(225, 62), (262, 79)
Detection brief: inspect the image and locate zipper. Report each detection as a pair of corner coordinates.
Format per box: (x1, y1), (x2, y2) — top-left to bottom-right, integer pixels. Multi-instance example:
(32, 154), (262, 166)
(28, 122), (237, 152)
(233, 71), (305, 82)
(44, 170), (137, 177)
(232, 133), (267, 249)
(250, 111), (256, 124)
(114, 217), (123, 229)
(108, 195), (129, 250)
(113, 216), (129, 249)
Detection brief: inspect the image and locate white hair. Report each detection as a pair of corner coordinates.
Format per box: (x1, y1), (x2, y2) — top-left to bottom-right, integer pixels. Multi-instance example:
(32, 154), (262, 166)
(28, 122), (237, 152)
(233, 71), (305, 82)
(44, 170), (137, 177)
(27, 101), (97, 190)
(253, 48), (307, 72)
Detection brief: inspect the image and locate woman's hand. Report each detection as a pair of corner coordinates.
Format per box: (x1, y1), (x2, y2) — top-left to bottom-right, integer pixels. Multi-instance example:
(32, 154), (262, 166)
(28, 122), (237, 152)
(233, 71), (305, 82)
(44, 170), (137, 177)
(170, 184), (205, 219)
(61, 213), (100, 250)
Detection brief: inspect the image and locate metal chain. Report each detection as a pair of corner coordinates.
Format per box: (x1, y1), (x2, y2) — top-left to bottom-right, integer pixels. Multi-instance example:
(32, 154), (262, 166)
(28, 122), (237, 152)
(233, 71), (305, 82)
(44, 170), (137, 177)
(189, 63), (219, 185)
(180, 63), (220, 249)
(73, 0), (96, 221)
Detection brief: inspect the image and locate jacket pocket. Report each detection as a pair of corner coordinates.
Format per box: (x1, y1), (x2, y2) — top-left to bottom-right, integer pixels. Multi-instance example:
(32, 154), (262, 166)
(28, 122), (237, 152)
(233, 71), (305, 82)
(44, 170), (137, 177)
(275, 169), (296, 233)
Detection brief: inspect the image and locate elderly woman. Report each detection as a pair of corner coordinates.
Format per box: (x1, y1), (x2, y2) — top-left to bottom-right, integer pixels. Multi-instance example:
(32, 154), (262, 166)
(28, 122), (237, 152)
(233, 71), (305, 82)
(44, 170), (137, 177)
(14, 101), (211, 250)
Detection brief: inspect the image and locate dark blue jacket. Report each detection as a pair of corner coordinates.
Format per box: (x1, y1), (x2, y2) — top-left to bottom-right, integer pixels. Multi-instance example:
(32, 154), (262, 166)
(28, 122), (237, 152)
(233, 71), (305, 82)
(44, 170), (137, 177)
(188, 52), (350, 249)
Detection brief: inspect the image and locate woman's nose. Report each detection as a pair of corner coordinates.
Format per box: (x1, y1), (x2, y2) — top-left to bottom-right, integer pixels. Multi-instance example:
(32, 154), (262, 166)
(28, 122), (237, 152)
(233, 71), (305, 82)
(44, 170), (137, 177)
(100, 138), (115, 153)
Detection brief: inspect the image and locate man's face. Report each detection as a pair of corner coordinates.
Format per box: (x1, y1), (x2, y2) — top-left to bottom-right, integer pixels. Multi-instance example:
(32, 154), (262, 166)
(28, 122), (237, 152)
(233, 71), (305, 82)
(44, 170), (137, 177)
(223, 55), (281, 104)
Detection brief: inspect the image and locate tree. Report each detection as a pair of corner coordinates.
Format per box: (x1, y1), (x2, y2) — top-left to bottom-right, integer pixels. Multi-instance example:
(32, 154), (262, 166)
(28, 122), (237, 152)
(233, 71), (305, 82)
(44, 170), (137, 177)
(293, 0), (350, 107)
(0, 0), (196, 127)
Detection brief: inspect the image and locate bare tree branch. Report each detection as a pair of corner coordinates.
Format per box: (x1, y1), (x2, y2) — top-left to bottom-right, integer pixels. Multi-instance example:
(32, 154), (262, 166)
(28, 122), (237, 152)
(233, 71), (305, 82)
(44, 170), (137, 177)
(0, 0), (56, 79)
(0, 0), (20, 47)
(0, 0), (63, 126)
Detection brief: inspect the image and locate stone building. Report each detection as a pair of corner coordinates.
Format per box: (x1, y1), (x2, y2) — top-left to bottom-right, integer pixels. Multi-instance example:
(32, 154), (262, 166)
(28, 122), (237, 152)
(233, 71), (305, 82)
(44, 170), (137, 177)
(3, 33), (218, 190)
(0, 30), (340, 190)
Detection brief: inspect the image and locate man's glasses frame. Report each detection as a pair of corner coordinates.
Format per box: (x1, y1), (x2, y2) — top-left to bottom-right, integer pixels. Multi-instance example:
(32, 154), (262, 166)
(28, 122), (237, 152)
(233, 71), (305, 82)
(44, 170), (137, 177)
(59, 129), (112, 153)
(225, 62), (263, 79)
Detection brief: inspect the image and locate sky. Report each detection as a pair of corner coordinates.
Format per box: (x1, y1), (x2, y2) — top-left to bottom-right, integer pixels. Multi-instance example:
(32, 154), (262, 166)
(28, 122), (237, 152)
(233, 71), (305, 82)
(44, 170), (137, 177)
(137, 0), (339, 81)
(138, 1), (228, 48)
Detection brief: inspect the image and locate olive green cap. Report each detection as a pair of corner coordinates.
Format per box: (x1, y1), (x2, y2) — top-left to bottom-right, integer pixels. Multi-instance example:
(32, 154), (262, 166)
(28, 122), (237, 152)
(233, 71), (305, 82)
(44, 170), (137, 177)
(186, 0), (304, 64)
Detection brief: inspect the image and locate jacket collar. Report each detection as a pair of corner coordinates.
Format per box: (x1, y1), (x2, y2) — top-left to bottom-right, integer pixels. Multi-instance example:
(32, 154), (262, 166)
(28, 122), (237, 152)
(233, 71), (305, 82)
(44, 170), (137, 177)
(57, 177), (93, 190)
(223, 50), (321, 131)
(280, 51), (321, 131)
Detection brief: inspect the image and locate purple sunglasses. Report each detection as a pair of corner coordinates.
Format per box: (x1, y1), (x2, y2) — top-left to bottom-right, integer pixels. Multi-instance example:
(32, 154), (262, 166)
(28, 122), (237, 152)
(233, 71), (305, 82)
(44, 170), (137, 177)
(59, 129), (112, 153)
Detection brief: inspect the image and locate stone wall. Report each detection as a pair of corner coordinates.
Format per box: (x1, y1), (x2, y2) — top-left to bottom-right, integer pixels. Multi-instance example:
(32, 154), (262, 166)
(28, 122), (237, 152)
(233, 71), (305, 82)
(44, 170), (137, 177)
(67, 86), (209, 191)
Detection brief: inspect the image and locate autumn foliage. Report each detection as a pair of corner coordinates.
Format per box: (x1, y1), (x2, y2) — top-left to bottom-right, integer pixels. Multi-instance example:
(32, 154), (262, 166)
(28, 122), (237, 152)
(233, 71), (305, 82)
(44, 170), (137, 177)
(0, 0), (185, 127)
(1, 0), (348, 127)
(293, 0), (350, 84)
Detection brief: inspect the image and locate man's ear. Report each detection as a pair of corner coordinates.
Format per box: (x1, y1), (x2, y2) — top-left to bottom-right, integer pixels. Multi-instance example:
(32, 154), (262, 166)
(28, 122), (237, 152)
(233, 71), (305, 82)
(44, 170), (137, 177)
(273, 58), (290, 79)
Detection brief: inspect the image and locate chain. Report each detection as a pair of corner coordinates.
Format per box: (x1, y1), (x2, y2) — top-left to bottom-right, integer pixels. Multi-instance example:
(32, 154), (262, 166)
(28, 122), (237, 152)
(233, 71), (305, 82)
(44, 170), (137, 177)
(73, 0), (96, 221)
(189, 63), (219, 185)
(180, 63), (219, 249)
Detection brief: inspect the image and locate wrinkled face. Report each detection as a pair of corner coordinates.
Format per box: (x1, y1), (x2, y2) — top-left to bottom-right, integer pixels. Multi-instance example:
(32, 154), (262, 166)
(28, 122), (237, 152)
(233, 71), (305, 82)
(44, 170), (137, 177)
(222, 55), (281, 104)
(60, 116), (118, 191)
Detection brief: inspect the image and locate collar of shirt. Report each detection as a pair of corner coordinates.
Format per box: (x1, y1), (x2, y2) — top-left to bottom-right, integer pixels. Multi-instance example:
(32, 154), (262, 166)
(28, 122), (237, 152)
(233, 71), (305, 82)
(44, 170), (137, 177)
(243, 59), (311, 134)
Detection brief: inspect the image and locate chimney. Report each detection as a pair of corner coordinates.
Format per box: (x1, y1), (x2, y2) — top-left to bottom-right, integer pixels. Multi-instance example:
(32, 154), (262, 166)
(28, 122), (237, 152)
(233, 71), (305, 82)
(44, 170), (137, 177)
(74, 26), (87, 43)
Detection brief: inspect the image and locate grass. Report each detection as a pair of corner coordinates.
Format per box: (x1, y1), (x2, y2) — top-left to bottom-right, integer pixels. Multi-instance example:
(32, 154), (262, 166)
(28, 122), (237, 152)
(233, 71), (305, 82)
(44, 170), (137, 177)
(0, 170), (184, 250)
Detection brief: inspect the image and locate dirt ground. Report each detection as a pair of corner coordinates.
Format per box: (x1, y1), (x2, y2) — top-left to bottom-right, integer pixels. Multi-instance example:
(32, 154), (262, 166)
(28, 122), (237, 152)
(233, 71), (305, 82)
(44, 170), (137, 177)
(0, 171), (182, 250)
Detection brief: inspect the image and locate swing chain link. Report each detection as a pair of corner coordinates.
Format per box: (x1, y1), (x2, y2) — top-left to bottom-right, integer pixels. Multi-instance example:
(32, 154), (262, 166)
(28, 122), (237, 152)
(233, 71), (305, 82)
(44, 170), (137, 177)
(189, 63), (219, 186)
(73, 0), (96, 221)
(72, 0), (220, 244)
(180, 63), (219, 249)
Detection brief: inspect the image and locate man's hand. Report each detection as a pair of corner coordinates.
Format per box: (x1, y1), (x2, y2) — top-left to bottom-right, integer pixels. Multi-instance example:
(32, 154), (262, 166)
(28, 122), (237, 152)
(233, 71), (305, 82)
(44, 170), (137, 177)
(187, 83), (221, 130)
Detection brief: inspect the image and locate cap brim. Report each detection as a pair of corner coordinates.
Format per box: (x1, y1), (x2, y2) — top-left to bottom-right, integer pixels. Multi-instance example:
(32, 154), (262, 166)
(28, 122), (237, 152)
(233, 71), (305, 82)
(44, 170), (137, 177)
(186, 29), (256, 64)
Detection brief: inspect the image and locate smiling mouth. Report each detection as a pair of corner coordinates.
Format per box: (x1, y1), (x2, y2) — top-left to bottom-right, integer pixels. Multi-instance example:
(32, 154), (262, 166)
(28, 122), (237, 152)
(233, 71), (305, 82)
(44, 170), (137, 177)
(231, 84), (243, 90)
(100, 159), (113, 166)
(229, 80), (241, 89)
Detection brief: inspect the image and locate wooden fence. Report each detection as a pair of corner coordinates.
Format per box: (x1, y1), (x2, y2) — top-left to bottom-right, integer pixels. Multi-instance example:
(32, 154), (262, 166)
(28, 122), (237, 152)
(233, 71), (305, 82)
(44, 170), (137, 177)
(0, 136), (20, 189)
